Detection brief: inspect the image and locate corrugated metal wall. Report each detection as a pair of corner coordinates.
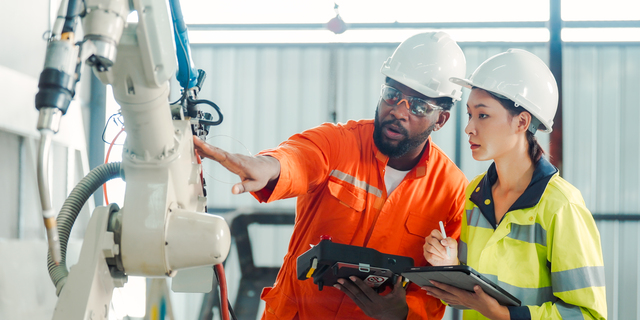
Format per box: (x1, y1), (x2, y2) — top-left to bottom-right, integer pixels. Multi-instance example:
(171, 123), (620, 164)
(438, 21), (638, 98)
(177, 43), (640, 319)
(563, 45), (640, 213)
(563, 45), (640, 320)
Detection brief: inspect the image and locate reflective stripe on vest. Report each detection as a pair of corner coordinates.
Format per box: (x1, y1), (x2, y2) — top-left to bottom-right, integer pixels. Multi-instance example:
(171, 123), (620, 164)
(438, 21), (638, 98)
(467, 208), (548, 247)
(466, 207), (493, 230)
(482, 273), (555, 306)
(459, 239), (468, 265)
(556, 300), (585, 319)
(330, 169), (383, 197)
(552, 266), (606, 293)
(509, 224), (547, 247)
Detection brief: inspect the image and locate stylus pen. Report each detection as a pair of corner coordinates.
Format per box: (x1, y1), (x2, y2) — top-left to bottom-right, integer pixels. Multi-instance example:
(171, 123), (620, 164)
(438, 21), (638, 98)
(439, 221), (451, 259)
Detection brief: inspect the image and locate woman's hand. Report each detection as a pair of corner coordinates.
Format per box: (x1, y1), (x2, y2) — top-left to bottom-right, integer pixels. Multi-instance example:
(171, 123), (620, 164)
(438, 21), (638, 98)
(422, 281), (510, 320)
(423, 229), (459, 266)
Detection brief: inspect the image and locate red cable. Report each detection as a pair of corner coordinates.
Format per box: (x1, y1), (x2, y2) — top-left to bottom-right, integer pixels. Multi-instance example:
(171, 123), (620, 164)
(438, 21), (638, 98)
(195, 149), (204, 183)
(199, 146), (229, 320)
(195, 149), (202, 164)
(215, 264), (230, 320)
(103, 127), (126, 205)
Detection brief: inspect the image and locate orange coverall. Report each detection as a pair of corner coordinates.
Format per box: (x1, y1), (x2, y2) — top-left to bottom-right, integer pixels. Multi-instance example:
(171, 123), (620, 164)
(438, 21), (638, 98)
(252, 119), (468, 319)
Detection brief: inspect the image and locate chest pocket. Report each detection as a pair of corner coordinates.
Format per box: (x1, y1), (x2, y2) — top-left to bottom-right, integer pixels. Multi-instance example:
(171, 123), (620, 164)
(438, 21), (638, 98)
(405, 212), (435, 238)
(398, 212), (436, 263)
(327, 178), (366, 212)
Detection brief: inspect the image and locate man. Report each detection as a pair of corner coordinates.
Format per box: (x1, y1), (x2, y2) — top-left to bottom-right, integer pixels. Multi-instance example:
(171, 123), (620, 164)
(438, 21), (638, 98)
(194, 31), (469, 319)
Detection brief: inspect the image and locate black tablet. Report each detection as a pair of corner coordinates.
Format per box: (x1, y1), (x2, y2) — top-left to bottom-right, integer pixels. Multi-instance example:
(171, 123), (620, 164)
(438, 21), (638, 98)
(297, 239), (414, 292)
(401, 265), (521, 309)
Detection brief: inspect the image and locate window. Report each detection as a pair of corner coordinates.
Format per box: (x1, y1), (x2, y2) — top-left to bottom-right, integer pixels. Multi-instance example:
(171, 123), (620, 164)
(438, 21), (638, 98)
(562, 0), (640, 21)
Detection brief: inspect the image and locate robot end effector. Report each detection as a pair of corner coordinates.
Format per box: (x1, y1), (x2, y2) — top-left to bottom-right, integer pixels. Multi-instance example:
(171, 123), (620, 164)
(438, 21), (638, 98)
(36, 0), (131, 122)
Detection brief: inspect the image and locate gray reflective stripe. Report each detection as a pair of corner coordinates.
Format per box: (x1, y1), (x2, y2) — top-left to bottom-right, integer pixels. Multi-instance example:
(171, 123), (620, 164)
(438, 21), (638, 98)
(482, 273), (556, 306)
(459, 239), (468, 264)
(466, 208), (475, 226)
(556, 300), (586, 320)
(552, 266), (606, 293)
(508, 223), (547, 246)
(466, 207), (493, 230)
(330, 170), (383, 197)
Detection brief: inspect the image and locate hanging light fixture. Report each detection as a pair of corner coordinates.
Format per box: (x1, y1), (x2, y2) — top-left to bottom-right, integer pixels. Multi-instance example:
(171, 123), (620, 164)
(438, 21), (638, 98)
(327, 3), (347, 34)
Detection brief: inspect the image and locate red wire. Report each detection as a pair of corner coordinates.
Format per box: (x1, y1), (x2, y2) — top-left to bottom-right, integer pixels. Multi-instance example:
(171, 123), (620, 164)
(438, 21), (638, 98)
(194, 149), (207, 190)
(199, 145), (228, 319)
(195, 149), (202, 164)
(215, 264), (230, 320)
(103, 127), (126, 205)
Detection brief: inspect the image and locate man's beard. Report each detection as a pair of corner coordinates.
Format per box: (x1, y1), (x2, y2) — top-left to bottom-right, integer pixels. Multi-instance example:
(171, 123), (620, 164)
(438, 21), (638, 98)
(373, 108), (435, 158)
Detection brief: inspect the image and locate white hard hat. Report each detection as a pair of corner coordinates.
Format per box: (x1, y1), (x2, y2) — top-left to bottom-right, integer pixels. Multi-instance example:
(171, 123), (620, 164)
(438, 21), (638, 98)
(450, 49), (559, 133)
(381, 31), (466, 101)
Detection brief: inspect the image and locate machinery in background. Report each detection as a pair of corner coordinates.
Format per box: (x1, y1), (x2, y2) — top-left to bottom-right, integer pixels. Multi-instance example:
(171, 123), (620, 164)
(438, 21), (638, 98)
(34, 0), (232, 319)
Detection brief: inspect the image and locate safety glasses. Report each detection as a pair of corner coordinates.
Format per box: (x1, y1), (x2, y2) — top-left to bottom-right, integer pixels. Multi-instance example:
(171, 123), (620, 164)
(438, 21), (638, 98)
(380, 85), (441, 117)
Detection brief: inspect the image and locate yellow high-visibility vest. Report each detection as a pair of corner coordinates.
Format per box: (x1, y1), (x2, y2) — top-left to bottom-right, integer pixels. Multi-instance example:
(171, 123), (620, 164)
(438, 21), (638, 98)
(460, 159), (607, 320)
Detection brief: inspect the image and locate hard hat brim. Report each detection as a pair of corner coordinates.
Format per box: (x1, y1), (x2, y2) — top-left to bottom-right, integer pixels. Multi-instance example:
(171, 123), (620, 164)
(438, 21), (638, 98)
(449, 77), (474, 89)
(448, 77), (553, 133)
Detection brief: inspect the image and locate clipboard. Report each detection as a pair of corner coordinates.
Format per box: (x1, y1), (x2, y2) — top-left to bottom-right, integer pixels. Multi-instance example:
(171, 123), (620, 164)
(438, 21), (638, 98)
(401, 265), (521, 309)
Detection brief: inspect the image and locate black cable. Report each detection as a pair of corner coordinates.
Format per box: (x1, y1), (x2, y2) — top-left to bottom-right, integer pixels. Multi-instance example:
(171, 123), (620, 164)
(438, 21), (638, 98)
(101, 112), (124, 144)
(187, 97), (224, 126)
(213, 265), (238, 320)
(228, 300), (238, 320)
(62, 0), (81, 34)
(170, 95), (185, 106)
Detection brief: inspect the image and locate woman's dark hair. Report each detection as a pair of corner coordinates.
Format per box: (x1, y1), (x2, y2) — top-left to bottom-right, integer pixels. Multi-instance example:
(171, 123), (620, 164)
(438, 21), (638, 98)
(480, 88), (545, 163)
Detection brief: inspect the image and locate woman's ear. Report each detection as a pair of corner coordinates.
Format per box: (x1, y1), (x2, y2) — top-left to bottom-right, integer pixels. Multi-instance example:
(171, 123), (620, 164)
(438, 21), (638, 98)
(516, 112), (532, 134)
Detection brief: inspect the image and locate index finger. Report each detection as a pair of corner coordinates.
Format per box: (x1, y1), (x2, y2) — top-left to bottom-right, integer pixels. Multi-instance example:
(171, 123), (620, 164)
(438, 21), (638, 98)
(429, 229), (445, 240)
(349, 276), (381, 301)
(391, 275), (407, 295)
(424, 230), (448, 257)
(429, 280), (467, 295)
(423, 286), (461, 306)
(193, 136), (230, 163)
(334, 278), (371, 305)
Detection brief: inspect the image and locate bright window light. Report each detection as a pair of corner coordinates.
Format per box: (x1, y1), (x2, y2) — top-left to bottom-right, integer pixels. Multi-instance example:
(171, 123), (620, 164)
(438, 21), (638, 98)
(111, 277), (147, 318)
(188, 28), (549, 44)
(562, 28), (640, 42)
(562, 0), (640, 21)
(127, 11), (138, 23)
(179, 0), (549, 24)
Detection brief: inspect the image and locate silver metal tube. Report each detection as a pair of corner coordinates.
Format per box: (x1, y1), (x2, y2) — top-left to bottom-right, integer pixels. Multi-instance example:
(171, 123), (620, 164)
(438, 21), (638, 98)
(37, 128), (62, 265)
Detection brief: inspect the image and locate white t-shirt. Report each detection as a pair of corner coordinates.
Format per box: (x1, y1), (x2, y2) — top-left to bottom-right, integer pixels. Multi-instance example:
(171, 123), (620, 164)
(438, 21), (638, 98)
(384, 165), (410, 195)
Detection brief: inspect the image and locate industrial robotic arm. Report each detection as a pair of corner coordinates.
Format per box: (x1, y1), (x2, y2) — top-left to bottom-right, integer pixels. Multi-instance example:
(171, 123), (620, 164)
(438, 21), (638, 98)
(35, 0), (231, 319)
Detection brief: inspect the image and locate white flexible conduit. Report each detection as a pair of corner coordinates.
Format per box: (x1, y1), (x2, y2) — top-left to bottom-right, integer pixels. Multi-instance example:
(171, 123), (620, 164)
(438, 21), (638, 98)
(37, 130), (62, 263)
(47, 161), (123, 296)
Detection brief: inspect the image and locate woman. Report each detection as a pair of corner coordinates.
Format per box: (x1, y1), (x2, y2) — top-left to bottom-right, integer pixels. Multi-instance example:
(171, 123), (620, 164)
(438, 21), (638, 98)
(422, 49), (607, 320)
